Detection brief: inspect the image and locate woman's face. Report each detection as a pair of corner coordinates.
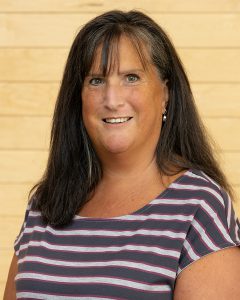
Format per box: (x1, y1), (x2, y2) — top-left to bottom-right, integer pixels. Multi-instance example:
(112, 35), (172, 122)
(81, 36), (168, 160)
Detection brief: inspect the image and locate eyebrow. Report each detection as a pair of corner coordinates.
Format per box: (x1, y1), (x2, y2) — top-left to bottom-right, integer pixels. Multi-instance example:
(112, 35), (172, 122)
(87, 69), (145, 77)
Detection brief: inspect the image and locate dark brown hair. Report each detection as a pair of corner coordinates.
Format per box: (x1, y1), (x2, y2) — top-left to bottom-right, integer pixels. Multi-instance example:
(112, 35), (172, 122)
(29, 10), (236, 226)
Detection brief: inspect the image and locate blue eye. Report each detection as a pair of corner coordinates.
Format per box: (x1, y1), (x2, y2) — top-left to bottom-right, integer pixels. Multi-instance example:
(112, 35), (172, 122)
(89, 78), (104, 86)
(126, 74), (140, 83)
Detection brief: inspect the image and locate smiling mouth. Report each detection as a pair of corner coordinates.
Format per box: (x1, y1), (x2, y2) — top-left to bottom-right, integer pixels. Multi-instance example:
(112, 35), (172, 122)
(103, 117), (133, 124)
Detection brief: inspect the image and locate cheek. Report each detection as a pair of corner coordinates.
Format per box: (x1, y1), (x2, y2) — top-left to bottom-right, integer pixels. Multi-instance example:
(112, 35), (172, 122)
(127, 88), (146, 111)
(81, 93), (103, 139)
(82, 90), (97, 117)
(82, 88), (103, 113)
(81, 94), (94, 132)
(131, 89), (158, 114)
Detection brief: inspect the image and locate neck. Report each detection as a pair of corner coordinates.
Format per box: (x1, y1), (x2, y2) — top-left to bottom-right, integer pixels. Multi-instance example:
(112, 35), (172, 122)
(99, 151), (164, 184)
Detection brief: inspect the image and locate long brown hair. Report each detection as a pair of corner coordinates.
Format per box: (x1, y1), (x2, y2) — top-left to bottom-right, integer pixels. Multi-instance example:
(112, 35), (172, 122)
(29, 10), (236, 226)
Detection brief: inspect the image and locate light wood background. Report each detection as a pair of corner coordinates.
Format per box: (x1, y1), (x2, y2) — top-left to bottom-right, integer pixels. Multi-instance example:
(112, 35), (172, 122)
(1, 0), (240, 296)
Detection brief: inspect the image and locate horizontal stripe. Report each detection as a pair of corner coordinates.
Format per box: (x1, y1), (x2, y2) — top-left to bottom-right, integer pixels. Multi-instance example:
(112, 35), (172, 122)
(151, 198), (201, 206)
(186, 171), (209, 183)
(16, 240), (180, 258)
(16, 272), (171, 292)
(75, 213), (194, 222)
(18, 255), (176, 278)
(29, 209), (195, 222)
(171, 182), (225, 206)
(16, 291), (127, 299)
(13, 168), (240, 298)
(24, 225), (186, 239)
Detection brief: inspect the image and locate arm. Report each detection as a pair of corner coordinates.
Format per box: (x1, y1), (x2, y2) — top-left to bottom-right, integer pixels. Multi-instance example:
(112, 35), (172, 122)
(3, 253), (18, 300)
(174, 246), (240, 300)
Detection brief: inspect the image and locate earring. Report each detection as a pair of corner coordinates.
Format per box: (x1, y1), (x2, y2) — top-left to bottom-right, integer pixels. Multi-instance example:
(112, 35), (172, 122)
(162, 109), (167, 122)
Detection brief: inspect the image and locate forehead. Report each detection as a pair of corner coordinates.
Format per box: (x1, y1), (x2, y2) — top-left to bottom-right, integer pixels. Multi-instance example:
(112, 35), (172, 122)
(88, 35), (152, 75)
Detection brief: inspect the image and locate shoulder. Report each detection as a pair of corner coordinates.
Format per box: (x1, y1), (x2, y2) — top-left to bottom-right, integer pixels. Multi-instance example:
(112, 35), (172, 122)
(14, 195), (40, 257)
(173, 168), (240, 299)
(174, 245), (240, 299)
(174, 168), (233, 214)
(171, 169), (239, 244)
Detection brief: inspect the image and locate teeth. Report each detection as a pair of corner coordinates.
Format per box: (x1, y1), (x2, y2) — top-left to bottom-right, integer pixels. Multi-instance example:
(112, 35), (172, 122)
(105, 117), (131, 124)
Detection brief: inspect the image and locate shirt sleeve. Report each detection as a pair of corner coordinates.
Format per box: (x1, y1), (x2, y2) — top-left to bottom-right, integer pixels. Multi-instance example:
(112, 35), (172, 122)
(177, 186), (240, 277)
(14, 198), (33, 257)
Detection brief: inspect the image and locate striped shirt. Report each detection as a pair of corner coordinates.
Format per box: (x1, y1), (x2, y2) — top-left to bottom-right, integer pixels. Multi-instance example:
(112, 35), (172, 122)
(14, 168), (240, 299)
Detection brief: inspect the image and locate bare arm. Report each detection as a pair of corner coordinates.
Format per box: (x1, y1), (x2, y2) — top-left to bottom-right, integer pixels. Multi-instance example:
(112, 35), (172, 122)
(174, 246), (240, 300)
(3, 253), (18, 300)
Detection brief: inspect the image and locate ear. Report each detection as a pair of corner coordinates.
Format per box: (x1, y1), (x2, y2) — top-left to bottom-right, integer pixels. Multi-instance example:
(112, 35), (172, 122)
(162, 79), (169, 111)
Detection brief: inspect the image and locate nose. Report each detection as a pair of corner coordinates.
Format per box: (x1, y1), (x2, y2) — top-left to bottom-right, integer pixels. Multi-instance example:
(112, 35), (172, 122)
(103, 82), (124, 110)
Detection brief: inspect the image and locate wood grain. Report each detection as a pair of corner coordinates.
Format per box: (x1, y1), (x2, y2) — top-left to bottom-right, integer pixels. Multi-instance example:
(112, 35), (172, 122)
(0, 116), (239, 151)
(0, 0), (240, 13)
(0, 116), (51, 149)
(1, 49), (240, 82)
(192, 83), (240, 117)
(0, 150), (48, 182)
(0, 48), (68, 81)
(1, 83), (240, 117)
(0, 83), (57, 116)
(0, 150), (239, 184)
(0, 13), (240, 47)
(1, 215), (23, 248)
(0, 183), (32, 216)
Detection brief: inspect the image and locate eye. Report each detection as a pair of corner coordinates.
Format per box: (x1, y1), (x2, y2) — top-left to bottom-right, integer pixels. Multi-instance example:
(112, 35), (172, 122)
(89, 77), (105, 86)
(126, 74), (140, 83)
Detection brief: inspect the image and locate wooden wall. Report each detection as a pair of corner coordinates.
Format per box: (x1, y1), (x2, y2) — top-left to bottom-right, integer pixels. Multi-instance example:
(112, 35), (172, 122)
(1, 0), (240, 296)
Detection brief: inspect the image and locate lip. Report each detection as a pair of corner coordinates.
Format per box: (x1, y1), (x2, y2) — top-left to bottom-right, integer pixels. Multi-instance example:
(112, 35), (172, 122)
(102, 116), (133, 120)
(102, 117), (133, 126)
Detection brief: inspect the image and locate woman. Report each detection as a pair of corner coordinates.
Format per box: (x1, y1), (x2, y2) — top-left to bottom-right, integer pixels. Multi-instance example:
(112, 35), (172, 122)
(4, 10), (240, 299)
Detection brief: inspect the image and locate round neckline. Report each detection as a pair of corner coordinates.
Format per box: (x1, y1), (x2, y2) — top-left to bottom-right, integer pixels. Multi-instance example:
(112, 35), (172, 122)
(74, 168), (192, 221)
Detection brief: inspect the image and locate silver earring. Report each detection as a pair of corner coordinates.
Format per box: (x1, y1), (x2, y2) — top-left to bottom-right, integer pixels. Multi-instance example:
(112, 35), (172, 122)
(163, 109), (167, 122)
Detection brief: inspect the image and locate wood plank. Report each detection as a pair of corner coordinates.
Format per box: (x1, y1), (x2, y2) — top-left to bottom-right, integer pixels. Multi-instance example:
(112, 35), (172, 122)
(219, 152), (240, 186)
(0, 281), (6, 300)
(202, 118), (240, 151)
(0, 48), (68, 81)
(1, 48), (240, 82)
(0, 116), (51, 149)
(2, 183), (240, 212)
(0, 13), (240, 47)
(0, 183), (33, 215)
(178, 49), (240, 83)
(0, 150), (240, 185)
(1, 189), (240, 247)
(233, 186), (240, 217)
(0, 150), (48, 183)
(0, 82), (57, 116)
(0, 116), (239, 151)
(0, 0), (240, 12)
(1, 248), (14, 290)
(1, 192), (240, 248)
(1, 182), (240, 216)
(0, 184), (240, 221)
(192, 83), (240, 117)
(1, 83), (240, 117)
(0, 215), (23, 248)
(1, 190), (240, 248)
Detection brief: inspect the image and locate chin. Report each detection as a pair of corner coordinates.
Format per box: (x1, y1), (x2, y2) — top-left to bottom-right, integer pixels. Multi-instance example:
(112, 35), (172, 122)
(103, 141), (131, 154)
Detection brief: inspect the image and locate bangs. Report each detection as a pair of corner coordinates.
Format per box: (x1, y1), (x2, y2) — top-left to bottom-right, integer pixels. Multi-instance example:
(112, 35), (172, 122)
(87, 29), (151, 77)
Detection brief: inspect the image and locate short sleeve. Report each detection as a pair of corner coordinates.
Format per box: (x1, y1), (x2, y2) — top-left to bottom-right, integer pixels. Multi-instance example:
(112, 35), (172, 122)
(177, 187), (240, 277)
(14, 198), (33, 257)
